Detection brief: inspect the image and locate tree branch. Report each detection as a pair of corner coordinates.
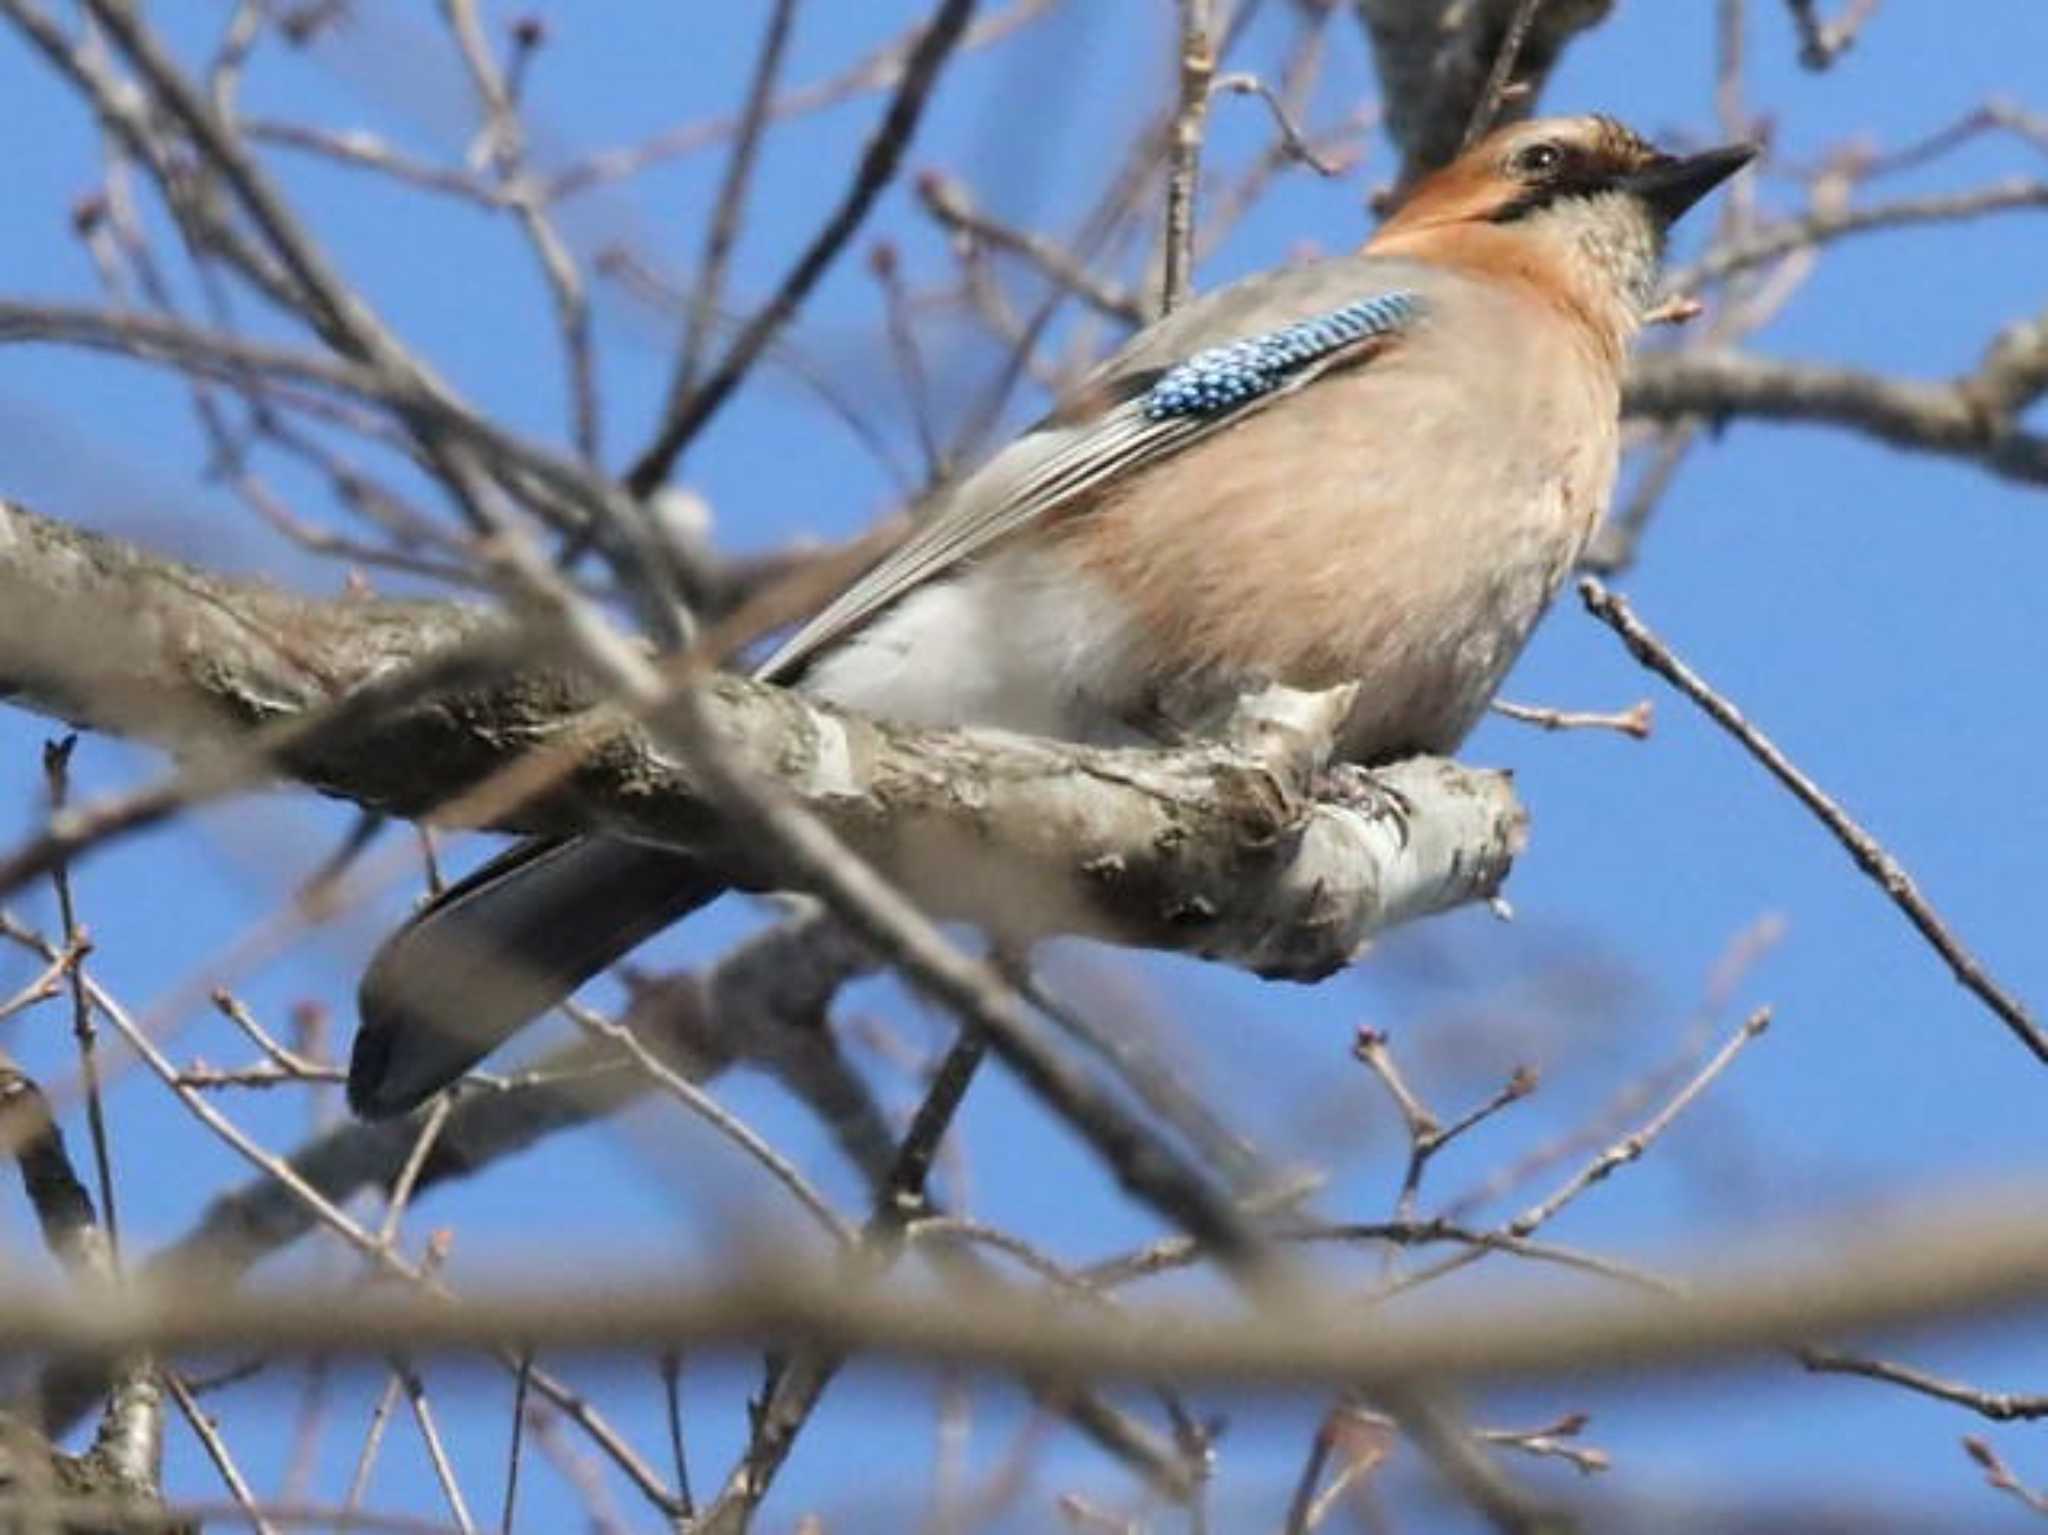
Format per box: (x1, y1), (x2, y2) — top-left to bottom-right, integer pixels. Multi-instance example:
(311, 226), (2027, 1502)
(1626, 348), (2048, 487)
(15, 1182), (2048, 1388)
(0, 498), (1523, 978)
(1353, 0), (1617, 191)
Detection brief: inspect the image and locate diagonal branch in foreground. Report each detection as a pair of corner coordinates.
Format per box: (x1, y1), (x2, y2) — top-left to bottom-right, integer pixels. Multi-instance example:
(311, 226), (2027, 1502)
(1578, 577), (2043, 1063)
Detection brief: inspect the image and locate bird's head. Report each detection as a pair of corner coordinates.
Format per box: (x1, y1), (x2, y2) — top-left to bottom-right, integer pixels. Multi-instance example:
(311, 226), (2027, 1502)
(1371, 115), (1756, 352)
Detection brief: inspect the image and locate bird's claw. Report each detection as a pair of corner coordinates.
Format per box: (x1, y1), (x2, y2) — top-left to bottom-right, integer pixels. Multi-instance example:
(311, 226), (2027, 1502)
(1312, 763), (1413, 845)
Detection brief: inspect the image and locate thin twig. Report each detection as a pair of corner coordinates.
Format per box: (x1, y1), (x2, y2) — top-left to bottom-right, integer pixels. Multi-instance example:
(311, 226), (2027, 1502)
(917, 170), (1146, 326)
(41, 736), (121, 1258)
(396, 1350), (477, 1531)
(208, 0), (270, 118)
(539, 0), (1062, 202)
(1373, 1008), (1772, 1305)
(1579, 577), (2047, 1063)
(377, 1096), (453, 1249)
(1387, 1390), (1560, 1534)
(441, 0), (602, 462)
(625, 0), (977, 495)
(1666, 180), (2048, 296)
(1460, 0), (1545, 151)
(1160, 0), (1217, 313)
(167, 1372), (281, 1535)
(1964, 1437), (2048, 1518)
(344, 1373), (405, 1515)
(1715, 0), (1755, 234)
(1478, 1412), (1610, 1476)
(1848, 99), (2048, 179)
(670, 0), (800, 400)
(500, 1352), (532, 1535)
(565, 999), (858, 1247)
(1801, 1348), (2048, 1422)
(1209, 72), (1345, 177)
(693, 1028), (990, 1531)
(659, 1353), (694, 1523)
(210, 990), (333, 1083)
(244, 118), (510, 206)
(1492, 699), (1654, 738)
(1353, 1029), (1538, 1224)
(869, 240), (945, 481)
(1507, 1008), (1771, 1240)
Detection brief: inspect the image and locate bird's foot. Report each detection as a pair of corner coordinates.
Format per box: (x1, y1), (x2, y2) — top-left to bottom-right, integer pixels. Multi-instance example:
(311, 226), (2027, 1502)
(1312, 763), (1413, 844)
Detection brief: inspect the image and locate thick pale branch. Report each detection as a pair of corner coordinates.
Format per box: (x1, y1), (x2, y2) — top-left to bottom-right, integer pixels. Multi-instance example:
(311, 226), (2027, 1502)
(0, 499), (1522, 977)
(0, 496), (491, 750)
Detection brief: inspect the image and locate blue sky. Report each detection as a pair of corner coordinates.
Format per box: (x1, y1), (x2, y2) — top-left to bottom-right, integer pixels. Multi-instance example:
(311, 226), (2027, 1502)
(0, 2), (2045, 1529)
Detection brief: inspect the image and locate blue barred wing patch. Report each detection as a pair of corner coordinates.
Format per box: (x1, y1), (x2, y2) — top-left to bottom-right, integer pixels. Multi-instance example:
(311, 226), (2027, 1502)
(1141, 290), (1423, 421)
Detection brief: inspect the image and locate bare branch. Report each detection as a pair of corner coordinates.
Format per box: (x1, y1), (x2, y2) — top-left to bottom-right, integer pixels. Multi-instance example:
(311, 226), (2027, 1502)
(244, 118), (510, 207)
(1801, 1348), (2048, 1423)
(624, 0), (977, 496)
(1665, 179), (2048, 294)
(666, 0), (800, 404)
(539, 0), (1063, 203)
(1625, 348), (2048, 487)
(1965, 1437), (2048, 1519)
(917, 170), (1147, 327)
(0, 498), (1523, 979)
(13, 1183), (2048, 1388)
(1209, 72), (1348, 178)
(1492, 698), (1654, 739)
(1354, 0), (1616, 191)
(1161, 0), (1217, 313)
(1579, 578), (2046, 1063)
(441, 0), (603, 462)
(1460, 0), (1545, 150)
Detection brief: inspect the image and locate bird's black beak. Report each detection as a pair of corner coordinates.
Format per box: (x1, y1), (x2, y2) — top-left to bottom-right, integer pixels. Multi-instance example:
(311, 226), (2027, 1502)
(1625, 142), (1758, 225)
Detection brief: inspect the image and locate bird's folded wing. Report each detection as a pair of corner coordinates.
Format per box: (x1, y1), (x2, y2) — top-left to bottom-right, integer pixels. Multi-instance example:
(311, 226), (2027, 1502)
(753, 279), (1427, 685)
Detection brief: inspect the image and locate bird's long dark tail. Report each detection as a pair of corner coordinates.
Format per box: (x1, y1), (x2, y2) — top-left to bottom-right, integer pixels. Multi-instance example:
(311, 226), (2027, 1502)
(349, 837), (727, 1118)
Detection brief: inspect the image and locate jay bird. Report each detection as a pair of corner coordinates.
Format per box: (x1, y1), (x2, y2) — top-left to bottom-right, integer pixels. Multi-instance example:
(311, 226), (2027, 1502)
(348, 114), (1754, 1119)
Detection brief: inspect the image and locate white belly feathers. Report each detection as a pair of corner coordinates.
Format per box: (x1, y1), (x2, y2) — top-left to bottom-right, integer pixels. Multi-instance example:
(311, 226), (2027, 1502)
(798, 550), (1151, 746)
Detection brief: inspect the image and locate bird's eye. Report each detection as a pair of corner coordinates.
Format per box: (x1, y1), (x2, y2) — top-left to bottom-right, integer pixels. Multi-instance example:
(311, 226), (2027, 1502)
(1512, 142), (1565, 178)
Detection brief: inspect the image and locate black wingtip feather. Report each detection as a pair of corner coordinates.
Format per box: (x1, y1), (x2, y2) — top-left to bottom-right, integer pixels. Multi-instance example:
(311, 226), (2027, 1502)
(349, 838), (727, 1119)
